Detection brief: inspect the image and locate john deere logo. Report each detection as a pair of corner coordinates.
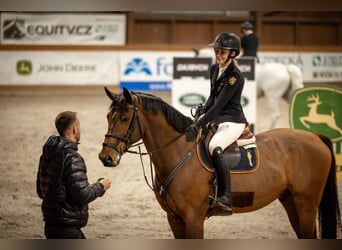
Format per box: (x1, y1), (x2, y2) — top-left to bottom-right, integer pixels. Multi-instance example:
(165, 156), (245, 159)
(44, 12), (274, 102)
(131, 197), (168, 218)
(290, 86), (342, 142)
(179, 93), (206, 107)
(17, 60), (32, 75)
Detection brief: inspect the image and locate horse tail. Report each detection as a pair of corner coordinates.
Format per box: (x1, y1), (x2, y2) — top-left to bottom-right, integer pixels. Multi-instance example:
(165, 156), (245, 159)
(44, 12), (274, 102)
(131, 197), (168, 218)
(318, 134), (341, 239)
(286, 64), (304, 92)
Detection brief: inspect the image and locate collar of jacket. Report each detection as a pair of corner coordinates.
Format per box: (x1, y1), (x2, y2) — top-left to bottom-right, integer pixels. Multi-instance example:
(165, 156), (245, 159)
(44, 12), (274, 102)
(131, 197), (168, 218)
(61, 136), (79, 150)
(212, 62), (234, 82)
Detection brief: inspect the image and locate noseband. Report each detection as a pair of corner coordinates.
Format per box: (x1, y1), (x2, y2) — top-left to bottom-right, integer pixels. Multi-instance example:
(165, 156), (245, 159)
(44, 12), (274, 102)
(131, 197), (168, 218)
(102, 99), (142, 155)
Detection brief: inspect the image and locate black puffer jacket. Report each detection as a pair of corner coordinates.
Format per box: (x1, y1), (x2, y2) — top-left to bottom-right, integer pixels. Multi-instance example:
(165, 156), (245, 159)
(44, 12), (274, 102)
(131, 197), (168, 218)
(36, 135), (105, 227)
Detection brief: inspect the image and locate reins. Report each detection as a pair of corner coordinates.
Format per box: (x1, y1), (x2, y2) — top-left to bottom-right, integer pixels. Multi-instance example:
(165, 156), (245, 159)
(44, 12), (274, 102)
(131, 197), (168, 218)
(126, 136), (197, 219)
(104, 92), (197, 218)
(125, 132), (187, 192)
(158, 142), (197, 193)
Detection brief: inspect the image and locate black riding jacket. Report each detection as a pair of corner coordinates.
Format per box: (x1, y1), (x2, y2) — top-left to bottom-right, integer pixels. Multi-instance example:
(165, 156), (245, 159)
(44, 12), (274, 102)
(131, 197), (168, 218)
(241, 33), (259, 58)
(198, 62), (247, 127)
(36, 135), (105, 227)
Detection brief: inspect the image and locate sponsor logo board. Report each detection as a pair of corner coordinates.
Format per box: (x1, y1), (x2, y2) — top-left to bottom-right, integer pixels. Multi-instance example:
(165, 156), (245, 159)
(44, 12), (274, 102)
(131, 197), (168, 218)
(1, 12), (126, 45)
(290, 85), (342, 180)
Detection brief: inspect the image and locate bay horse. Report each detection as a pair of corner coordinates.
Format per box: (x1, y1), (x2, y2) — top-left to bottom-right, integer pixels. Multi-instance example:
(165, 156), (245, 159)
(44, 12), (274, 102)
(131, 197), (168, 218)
(98, 87), (341, 239)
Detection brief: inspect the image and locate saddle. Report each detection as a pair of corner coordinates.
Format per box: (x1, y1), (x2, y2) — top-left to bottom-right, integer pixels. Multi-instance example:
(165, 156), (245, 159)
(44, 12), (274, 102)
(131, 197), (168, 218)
(196, 122), (258, 173)
(202, 122), (255, 165)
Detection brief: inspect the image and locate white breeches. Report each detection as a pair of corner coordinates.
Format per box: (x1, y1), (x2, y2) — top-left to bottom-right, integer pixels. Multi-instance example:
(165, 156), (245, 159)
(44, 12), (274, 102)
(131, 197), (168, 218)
(209, 122), (246, 155)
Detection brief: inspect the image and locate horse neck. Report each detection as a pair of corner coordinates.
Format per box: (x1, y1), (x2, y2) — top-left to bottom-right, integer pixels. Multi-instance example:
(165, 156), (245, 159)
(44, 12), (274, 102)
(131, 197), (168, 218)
(140, 111), (190, 178)
(141, 112), (181, 154)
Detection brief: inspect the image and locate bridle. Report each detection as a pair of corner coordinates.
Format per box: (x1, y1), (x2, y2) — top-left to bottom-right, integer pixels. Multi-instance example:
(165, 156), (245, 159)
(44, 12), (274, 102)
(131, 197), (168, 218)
(102, 98), (143, 156)
(101, 93), (197, 218)
(102, 94), (186, 157)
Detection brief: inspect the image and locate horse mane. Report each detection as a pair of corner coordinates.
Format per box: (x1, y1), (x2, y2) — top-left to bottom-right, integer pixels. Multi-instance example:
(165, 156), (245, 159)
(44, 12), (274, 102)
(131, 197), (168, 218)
(134, 92), (193, 133)
(110, 91), (193, 133)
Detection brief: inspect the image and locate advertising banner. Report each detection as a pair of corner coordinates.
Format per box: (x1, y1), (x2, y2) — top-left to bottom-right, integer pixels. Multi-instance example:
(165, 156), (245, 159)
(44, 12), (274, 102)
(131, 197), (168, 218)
(173, 57), (211, 79)
(1, 50), (341, 86)
(237, 57), (256, 81)
(289, 85), (342, 180)
(1, 12), (126, 45)
(119, 51), (193, 91)
(259, 52), (342, 82)
(172, 78), (210, 118)
(0, 51), (120, 85)
(237, 57), (257, 127)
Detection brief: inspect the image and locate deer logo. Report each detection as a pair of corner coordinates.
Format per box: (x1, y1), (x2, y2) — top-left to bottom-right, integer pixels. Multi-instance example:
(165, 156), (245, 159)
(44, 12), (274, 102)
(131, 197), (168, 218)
(16, 60), (32, 75)
(300, 94), (342, 135)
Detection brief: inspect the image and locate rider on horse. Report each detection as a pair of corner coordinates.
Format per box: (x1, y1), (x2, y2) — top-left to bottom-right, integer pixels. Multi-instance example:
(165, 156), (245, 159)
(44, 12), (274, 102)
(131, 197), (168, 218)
(186, 32), (248, 214)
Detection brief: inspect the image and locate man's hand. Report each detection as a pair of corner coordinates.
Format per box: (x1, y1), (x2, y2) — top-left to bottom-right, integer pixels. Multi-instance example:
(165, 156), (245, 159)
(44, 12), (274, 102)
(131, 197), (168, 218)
(98, 178), (112, 191)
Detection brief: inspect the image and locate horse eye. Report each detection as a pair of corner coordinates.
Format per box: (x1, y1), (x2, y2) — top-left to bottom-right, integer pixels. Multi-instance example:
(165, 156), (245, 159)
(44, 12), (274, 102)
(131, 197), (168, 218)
(121, 115), (129, 122)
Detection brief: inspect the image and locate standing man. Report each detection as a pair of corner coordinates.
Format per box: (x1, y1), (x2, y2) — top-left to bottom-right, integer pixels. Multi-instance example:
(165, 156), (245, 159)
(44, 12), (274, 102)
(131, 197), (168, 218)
(37, 111), (112, 239)
(240, 21), (259, 61)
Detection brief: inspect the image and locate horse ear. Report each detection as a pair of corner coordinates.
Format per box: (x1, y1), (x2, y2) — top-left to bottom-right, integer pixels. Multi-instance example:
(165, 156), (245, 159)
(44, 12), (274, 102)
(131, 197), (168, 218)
(122, 87), (133, 104)
(104, 86), (115, 100)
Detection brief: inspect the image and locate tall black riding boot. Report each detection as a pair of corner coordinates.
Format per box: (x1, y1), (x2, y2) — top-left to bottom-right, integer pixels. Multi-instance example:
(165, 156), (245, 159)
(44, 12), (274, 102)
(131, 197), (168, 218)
(212, 146), (233, 214)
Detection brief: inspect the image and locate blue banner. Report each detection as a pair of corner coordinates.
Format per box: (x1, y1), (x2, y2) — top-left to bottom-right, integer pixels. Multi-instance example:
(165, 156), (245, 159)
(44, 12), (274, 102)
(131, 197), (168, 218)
(120, 81), (172, 92)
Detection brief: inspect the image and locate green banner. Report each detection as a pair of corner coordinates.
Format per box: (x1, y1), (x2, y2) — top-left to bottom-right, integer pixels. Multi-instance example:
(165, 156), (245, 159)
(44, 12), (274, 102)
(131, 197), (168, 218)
(290, 85), (342, 146)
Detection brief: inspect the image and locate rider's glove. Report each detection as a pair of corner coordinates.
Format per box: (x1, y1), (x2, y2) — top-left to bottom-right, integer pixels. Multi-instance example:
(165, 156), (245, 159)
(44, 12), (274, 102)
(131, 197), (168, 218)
(185, 123), (200, 142)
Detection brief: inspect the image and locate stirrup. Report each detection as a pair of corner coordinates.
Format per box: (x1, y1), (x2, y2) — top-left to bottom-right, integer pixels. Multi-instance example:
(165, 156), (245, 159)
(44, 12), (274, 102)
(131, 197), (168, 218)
(215, 200), (233, 213)
(209, 200), (233, 216)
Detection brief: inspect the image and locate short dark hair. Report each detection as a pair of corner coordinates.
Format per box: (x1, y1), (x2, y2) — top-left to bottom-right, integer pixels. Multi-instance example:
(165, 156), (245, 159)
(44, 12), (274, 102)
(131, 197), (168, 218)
(55, 111), (77, 136)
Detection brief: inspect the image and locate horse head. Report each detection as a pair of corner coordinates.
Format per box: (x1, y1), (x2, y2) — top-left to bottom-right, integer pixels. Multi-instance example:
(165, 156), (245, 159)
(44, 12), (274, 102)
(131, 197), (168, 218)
(99, 87), (143, 167)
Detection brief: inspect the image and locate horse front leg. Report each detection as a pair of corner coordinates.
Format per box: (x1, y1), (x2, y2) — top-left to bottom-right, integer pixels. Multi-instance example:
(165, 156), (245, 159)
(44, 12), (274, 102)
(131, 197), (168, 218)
(167, 213), (205, 239)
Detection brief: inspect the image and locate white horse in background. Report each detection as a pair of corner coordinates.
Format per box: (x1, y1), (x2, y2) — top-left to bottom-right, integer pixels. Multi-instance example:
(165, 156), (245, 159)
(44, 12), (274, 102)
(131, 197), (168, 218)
(194, 48), (304, 129)
(256, 62), (303, 129)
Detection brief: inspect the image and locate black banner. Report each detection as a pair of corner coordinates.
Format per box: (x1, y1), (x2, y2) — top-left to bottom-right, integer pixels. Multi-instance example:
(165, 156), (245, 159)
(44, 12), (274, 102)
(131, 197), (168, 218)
(173, 57), (211, 79)
(236, 57), (256, 81)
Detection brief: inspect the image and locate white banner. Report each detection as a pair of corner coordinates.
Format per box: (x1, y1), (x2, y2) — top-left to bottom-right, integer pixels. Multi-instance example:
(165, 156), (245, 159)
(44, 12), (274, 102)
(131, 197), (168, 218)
(1, 12), (126, 45)
(0, 51), (120, 85)
(172, 78), (210, 118)
(259, 52), (342, 82)
(1, 50), (341, 86)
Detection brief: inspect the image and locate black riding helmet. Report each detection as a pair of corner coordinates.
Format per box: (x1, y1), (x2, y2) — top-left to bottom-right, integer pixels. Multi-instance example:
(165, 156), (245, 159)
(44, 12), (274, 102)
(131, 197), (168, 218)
(208, 32), (240, 58)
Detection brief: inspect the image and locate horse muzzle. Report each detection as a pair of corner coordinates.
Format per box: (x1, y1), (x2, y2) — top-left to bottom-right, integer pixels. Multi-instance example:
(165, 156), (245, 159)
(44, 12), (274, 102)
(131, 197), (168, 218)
(99, 153), (121, 167)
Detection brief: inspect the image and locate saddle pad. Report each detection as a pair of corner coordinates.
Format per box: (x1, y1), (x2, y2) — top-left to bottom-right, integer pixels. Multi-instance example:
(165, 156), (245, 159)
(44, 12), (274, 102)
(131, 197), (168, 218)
(197, 139), (260, 173)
